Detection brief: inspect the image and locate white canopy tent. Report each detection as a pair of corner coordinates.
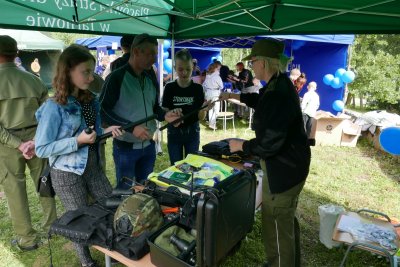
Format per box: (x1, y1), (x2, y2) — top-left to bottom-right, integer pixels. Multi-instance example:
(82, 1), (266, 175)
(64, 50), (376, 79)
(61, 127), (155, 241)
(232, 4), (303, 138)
(0, 28), (64, 51)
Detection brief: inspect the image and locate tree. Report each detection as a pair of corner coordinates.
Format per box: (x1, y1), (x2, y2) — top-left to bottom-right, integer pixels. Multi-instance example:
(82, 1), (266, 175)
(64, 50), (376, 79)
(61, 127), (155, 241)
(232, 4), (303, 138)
(349, 35), (400, 111)
(45, 32), (96, 46)
(221, 48), (251, 71)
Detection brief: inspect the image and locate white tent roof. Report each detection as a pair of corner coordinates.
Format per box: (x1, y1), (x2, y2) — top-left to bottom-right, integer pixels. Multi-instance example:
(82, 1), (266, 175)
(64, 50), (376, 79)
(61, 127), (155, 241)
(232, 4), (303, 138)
(0, 29), (64, 50)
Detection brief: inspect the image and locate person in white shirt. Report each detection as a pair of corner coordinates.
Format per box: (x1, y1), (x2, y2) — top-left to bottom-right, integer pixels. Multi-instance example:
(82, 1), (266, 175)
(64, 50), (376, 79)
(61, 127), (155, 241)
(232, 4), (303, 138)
(202, 62), (223, 130)
(301, 81), (320, 138)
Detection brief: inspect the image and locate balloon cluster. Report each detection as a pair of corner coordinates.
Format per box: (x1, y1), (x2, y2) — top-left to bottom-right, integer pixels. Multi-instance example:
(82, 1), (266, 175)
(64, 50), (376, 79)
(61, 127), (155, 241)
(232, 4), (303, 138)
(323, 68), (355, 89)
(323, 68), (356, 112)
(163, 40), (172, 73)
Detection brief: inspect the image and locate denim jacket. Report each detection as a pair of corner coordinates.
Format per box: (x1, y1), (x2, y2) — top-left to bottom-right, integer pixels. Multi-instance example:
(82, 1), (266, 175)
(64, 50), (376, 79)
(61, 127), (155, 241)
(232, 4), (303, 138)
(35, 96), (103, 175)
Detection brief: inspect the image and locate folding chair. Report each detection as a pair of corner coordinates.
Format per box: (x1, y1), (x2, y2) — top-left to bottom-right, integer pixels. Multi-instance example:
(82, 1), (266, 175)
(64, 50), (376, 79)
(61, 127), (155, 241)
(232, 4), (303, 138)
(216, 100), (235, 133)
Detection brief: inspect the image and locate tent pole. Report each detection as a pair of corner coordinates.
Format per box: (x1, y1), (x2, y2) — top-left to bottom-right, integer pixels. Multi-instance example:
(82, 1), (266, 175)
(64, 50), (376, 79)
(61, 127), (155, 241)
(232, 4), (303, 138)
(171, 20), (175, 81)
(343, 44), (353, 103)
(156, 39), (164, 155)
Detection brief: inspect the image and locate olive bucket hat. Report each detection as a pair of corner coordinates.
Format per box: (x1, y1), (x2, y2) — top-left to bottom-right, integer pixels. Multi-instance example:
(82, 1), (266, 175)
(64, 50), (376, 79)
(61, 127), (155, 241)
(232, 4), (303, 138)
(242, 39), (285, 61)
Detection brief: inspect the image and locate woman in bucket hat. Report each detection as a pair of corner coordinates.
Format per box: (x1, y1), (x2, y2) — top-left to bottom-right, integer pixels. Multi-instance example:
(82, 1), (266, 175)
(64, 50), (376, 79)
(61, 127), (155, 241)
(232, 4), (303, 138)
(220, 39), (311, 267)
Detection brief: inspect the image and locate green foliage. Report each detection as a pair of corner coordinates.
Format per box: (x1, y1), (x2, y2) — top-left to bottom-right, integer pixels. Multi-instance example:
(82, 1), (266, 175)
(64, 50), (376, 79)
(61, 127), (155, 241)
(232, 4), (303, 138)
(350, 35), (400, 110)
(221, 48), (252, 70)
(48, 32), (97, 46)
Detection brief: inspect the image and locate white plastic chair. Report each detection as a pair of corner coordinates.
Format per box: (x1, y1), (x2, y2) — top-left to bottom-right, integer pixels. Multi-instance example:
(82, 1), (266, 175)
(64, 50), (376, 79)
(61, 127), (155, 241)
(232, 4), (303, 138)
(216, 100), (235, 133)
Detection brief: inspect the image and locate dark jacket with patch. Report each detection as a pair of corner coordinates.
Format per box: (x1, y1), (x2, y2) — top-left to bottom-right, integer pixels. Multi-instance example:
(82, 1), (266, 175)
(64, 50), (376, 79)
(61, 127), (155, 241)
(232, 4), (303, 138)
(241, 73), (311, 193)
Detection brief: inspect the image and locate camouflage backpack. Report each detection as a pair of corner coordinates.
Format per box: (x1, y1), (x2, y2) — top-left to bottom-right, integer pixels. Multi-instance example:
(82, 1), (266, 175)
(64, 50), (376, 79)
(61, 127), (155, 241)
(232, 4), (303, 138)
(114, 193), (163, 237)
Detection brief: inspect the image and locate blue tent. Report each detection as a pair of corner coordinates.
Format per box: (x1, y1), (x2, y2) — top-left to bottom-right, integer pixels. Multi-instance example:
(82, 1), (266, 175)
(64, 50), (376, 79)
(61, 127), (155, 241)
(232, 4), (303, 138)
(75, 36), (121, 49)
(177, 35), (354, 114)
(174, 35), (354, 48)
(76, 34), (354, 114)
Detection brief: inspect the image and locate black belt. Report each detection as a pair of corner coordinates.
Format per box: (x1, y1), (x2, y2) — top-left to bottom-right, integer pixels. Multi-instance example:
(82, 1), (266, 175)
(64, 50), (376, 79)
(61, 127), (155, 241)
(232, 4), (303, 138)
(113, 139), (134, 148)
(8, 125), (37, 133)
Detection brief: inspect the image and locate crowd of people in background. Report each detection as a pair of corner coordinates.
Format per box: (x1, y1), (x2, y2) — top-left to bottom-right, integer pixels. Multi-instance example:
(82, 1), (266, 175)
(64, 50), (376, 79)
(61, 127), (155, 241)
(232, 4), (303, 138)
(0, 33), (319, 267)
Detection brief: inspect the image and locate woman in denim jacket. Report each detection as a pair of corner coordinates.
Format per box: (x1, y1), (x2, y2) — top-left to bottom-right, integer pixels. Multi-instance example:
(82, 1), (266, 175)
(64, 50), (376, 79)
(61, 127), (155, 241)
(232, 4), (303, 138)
(35, 45), (122, 267)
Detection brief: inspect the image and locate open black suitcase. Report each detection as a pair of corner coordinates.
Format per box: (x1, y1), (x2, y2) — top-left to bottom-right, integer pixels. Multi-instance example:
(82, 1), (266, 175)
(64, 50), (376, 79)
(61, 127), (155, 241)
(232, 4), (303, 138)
(148, 169), (257, 267)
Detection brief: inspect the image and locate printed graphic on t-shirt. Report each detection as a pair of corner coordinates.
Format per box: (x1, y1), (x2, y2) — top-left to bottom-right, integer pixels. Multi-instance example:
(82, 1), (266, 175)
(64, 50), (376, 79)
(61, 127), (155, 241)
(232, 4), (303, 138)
(173, 96), (194, 106)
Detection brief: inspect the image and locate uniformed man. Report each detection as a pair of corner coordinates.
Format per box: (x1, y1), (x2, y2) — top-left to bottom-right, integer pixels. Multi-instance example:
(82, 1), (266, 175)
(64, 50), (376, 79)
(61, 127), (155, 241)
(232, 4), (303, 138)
(0, 35), (57, 251)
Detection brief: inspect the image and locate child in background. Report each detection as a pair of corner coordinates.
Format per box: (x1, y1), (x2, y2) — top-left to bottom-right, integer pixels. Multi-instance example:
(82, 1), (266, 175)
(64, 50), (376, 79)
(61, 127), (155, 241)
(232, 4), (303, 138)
(301, 81), (320, 139)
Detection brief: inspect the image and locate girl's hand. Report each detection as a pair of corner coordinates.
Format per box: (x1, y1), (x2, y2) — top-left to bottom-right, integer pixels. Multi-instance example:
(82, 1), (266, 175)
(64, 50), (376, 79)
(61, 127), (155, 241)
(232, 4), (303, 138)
(104, 126), (124, 138)
(77, 127), (97, 145)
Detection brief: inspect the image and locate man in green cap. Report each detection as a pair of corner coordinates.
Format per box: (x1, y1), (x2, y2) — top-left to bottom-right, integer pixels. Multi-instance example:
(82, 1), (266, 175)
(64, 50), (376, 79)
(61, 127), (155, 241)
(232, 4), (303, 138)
(0, 35), (57, 251)
(220, 39), (311, 267)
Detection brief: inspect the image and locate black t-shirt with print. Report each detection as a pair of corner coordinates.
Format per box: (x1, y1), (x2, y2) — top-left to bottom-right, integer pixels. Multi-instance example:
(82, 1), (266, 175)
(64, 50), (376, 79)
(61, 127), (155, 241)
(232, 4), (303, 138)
(162, 80), (205, 127)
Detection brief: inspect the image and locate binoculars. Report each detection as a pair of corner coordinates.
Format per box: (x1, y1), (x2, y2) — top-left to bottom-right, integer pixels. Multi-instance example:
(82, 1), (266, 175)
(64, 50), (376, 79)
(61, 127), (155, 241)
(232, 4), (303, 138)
(170, 234), (196, 265)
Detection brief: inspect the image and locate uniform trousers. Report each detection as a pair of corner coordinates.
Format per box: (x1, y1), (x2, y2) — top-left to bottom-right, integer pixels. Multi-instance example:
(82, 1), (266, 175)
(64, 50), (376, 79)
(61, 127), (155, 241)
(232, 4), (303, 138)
(0, 127), (57, 247)
(260, 160), (305, 267)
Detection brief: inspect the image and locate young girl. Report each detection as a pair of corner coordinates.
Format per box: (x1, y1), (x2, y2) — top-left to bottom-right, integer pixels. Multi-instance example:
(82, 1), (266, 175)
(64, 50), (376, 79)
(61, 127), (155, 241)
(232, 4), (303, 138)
(162, 49), (209, 165)
(35, 45), (122, 267)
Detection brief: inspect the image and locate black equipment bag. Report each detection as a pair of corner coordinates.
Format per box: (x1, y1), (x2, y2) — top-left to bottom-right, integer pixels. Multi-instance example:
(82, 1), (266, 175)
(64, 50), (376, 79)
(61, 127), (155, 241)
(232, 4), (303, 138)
(201, 138), (249, 160)
(201, 140), (232, 156)
(147, 170), (257, 267)
(49, 203), (150, 260)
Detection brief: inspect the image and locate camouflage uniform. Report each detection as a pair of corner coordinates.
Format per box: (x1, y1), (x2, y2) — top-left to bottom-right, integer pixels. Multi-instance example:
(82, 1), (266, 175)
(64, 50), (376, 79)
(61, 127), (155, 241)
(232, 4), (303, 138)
(0, 57), (57, 248)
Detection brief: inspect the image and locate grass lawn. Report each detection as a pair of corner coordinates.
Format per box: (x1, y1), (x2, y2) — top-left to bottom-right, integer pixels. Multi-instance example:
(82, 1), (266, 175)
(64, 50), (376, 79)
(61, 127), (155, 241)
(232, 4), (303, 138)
(0, 118), (399, 267)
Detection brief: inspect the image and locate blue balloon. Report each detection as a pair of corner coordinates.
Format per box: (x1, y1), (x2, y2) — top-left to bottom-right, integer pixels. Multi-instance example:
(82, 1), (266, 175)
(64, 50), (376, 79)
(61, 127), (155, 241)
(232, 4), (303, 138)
(211, 56), (217, 63)
(379, 127), (400, 155)
(332, 100), (344, 112)
(216, 55), (222, 62)
(163, 40), (171, 50)
(342, 70), (355, 83)
(330, 77), (343, 89)
(163, 58), (172, 73)
(335, 68), (346, 79)
(323, 74), (334, 85)
(162, 51), (169, 60)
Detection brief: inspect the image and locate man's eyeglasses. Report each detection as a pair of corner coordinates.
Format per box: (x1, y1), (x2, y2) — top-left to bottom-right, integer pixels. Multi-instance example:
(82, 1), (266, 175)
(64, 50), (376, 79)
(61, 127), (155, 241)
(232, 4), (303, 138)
(248, 59), (259, 69)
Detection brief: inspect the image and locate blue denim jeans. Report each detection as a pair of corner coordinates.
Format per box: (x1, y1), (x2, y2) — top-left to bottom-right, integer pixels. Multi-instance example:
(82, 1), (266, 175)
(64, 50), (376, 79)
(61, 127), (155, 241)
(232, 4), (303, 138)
(167, 122), (200, 165)
(112, 139), (156, 189)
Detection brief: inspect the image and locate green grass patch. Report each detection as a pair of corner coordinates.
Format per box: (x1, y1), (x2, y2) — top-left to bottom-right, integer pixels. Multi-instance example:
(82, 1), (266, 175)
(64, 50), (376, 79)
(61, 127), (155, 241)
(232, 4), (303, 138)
(1, 120), (399, 267)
